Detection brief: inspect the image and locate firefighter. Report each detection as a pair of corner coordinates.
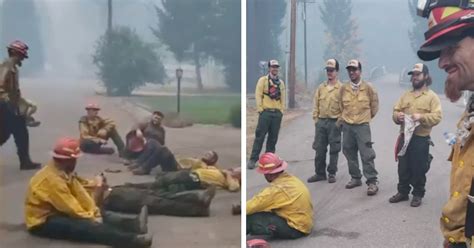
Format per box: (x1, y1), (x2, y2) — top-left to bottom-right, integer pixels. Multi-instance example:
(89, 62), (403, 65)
(339, 59), (380, 196)
(247, 153), (313, 240)
(248, 59), (286, 169)
(123, 111), (166, 165)
(389, 63), (442, 207)
(177, 150), (219, 170)
(102, 167), (241, 216)
(0, 40), (41, 170)
(307, 59), (342, 184)
(416, 1), (474, 247)
(25, 137), (152, 247)
(79, 103), (125, 156)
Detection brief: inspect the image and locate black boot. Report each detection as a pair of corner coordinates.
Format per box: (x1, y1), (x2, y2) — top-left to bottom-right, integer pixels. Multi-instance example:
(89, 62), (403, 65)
(110, 128), (125, 157)
(25, 116), (41, 127)
(19, 155), (41, 170)
(170, 187), (217, 216)
(102, 206), (148, 234)
(131, 233), (153, 248)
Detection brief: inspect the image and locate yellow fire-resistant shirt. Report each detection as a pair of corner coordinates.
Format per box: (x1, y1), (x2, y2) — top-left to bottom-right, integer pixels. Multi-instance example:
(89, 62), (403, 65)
(25, 161), (101, 229)
(178, 157), (217, 170)
(79, 115), (116, 142)
(193, 167), (240, 192)
(246, 172), (313, 234)
(441, 114), (474, 244)
(255, 75), (286, 113)
(0, 58), (20, 105)
(339, 80), (379, 125)
(312, 80), (342, 122)
(392, 89), (442, 137)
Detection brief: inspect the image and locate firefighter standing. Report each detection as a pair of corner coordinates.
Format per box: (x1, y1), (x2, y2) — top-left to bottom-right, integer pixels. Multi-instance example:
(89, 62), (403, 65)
(340, 59), (380, 196)
(416, 1), (474, 247)
(0, 40), (41, 170)
(248, 59), (286, 169)
(389, 63), (442, 207)
(307, 59), (342, 184)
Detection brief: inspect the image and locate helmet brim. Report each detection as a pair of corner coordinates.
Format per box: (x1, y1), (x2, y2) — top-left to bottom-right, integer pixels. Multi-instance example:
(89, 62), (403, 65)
(417, 23), (470, 61)
(256, 161), (288, 175)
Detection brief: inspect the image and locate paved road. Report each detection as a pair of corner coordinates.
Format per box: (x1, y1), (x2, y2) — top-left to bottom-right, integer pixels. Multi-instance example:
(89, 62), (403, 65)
(247, 75), (465, 248)
(0, 78), (241, 248)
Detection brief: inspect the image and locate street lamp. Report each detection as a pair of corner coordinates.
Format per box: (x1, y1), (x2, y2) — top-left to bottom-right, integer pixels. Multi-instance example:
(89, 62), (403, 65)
(175, 68), (183, 113)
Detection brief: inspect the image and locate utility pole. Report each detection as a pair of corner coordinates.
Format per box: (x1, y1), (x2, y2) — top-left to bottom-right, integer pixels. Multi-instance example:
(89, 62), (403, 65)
(303, 1), (307, 88)
(107, 0), (112, 32)
(289, 0), (297, 109)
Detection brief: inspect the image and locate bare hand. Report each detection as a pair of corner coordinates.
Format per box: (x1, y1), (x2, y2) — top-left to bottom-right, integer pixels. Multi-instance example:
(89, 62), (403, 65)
(412, 113), (423, 122)
(397, 112), (405, 122)
(99, 139), (107, 145)
(97, 129), (108, 138)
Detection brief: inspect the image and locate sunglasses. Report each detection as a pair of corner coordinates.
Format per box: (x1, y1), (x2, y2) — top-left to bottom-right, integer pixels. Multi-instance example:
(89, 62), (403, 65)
(326, 68), (336, 72)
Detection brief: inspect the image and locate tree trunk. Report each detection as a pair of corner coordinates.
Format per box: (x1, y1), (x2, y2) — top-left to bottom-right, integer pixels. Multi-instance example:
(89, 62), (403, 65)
(193, 49), (203, 91)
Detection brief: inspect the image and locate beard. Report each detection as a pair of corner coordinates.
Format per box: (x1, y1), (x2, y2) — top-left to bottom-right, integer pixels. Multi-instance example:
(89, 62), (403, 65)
(445, 77), (463, 102)
(412, 80), (424, 90)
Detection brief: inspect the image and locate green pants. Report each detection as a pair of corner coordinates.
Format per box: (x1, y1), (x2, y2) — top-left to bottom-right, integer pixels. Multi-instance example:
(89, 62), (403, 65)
(313, 118), (341, 176)
(342, 122), (378, 184)
(103, 185), (209, 217)
(250, 110), (283, 161)
(247, 212), (306, 240)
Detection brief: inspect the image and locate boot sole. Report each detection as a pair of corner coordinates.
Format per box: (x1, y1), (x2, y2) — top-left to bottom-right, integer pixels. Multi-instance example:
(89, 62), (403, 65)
(345, 184), (362, 189)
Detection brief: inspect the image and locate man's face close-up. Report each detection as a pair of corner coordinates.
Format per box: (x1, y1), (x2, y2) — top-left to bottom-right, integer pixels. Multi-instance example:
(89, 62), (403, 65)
(269, 66), (279, 76)
(439, 36), (474, 102)
(410, 72), (426, 90)
(326, 68), (337, 81)
(347, 67), (361, 82)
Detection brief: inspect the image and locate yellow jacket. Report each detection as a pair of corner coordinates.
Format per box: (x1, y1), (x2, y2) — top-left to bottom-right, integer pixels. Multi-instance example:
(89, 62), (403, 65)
(193, 167), (240, 192)
(441, 113), (474, 244)
(0, 58), (20, 105)
(79, 115), (115, 142)
(312, 80), (342, 122)
(392, 89), (442, 137)
(339, 80), (379, 124)
(246, 172), (313, 234)
(25, 162), (100, 229)
(255, 75), (286, 113)
(178, 157), (217, 170)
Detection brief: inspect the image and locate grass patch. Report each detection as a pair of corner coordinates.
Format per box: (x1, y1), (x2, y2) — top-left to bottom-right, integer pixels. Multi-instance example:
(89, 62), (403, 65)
(133, 95), (241, 125)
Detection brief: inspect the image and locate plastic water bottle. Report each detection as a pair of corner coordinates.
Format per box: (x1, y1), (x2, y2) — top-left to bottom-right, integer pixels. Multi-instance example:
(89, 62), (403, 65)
(443, 132), (457, 146)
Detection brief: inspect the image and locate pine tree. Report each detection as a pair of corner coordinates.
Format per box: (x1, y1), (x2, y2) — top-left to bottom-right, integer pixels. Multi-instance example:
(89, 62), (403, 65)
(319, 0), (361, 82)
(247, 0), (286, 91)
(152, 0), (214, 91)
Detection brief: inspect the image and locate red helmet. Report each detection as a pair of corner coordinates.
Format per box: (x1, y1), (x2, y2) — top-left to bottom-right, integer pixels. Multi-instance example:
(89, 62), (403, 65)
(247, 239), (270, 248)
(417, 3), (474, 61)
(85, 103), (100, 110)
(51, 137), (82, 159)
(256, 152), (288, 175)
(7, 40), (29, 58)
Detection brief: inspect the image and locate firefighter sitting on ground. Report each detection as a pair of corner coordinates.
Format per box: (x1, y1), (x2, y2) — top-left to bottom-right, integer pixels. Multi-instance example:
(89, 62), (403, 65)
(25, 137), (153, 248)
(247, 152), (313, 240)
(79, 103), (125, 156)
(103, 166), (241, 217)
(18, 97), (40, 127)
